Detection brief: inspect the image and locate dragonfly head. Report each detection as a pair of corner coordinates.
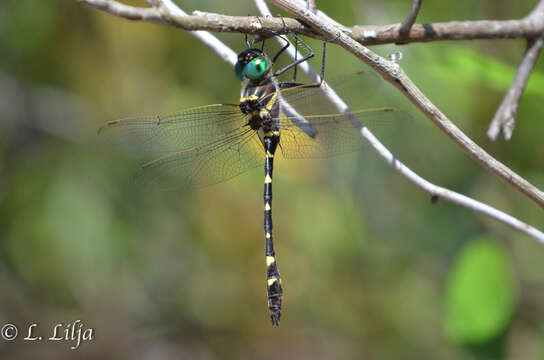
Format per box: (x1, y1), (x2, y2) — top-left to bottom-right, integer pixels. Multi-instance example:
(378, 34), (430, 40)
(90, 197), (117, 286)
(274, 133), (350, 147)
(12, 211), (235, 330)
(235, 48), (272, 81)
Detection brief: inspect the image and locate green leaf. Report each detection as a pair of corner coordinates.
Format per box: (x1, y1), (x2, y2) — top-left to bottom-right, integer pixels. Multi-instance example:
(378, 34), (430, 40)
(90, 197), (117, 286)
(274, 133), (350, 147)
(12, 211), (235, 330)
(444, 237), (517, 344)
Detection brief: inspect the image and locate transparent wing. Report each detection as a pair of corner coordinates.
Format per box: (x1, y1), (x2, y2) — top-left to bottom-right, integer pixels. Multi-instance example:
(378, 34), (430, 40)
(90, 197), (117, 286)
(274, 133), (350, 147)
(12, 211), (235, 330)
(98, 104), (244, 156)
(278, 70), (383, 115)
(274, 71), (411, 159)
(134, 126), (263, 188)
(278, 108), (407, 159)
(99, 104), (264, 188)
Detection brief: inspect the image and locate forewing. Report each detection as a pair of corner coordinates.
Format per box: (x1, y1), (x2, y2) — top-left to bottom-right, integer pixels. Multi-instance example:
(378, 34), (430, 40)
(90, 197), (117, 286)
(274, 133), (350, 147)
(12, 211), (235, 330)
(99, 104), (264, 188)
(98, 104), (244, 156)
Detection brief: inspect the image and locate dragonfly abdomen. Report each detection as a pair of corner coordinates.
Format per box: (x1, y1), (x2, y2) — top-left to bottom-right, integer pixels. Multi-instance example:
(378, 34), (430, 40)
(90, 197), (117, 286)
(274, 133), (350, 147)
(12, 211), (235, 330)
(263, 131), (283, 326)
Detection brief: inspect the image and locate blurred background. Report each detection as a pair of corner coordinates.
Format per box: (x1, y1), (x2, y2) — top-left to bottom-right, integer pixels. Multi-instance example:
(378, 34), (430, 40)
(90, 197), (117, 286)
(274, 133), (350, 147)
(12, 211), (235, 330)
(0, 0), (543, 358)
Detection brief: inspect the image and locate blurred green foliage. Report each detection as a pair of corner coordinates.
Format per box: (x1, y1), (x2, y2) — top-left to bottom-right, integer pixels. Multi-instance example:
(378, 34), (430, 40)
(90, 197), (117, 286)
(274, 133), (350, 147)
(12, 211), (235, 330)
(445, 237), (517, 344)
(431, 48), (544, 96)
(0, 0), (543, 359)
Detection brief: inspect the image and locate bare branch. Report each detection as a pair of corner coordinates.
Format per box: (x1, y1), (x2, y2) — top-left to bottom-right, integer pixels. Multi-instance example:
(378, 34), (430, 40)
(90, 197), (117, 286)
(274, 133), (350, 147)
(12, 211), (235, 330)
(78, 0), (544, 46)
(530, 0), (544, 18)
(255, 0), (544, 243)
(269, 0), (544, 209)
(357, 0), (544, 45)
(487, 36), (544, 140)
(353, 19), (544, 45)
(78, 0), (162, 21)
(397, 0), (422, 43)
(79, 0), (315, 37)
(79, 0), (544, 241)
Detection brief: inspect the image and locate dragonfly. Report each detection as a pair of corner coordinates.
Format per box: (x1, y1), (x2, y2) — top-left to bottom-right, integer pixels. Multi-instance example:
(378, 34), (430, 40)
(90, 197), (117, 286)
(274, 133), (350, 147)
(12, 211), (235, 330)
(99, 32), (406, 326)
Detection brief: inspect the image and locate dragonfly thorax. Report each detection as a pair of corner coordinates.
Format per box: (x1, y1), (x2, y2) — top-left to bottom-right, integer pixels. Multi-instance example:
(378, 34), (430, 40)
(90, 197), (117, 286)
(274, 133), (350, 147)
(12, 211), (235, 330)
(239, 77), (280, 132)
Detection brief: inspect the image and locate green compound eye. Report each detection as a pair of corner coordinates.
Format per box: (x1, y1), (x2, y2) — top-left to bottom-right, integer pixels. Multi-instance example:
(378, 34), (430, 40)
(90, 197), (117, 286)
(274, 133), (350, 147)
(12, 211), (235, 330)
(234, 61), (244, 80)
(243, 57), (270, 80)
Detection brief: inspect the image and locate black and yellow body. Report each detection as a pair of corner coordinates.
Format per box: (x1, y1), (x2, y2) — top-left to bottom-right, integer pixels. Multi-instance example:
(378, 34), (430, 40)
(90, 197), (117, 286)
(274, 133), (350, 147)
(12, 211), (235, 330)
(237, 48), (285, 326)
(263, 132), (282, 326)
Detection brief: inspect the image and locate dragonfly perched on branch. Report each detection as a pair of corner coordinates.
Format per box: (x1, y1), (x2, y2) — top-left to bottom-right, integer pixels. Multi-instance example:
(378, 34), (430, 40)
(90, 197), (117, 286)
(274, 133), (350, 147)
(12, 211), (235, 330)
(99, 32), (409, 326)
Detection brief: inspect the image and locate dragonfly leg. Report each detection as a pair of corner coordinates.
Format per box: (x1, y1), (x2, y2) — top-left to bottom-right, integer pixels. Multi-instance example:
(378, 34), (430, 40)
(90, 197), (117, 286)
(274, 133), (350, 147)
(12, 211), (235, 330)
(275, 30), (341, 93)
(252, 15), (290, 62)
(263, 131), (283, 326)
(317, 33), (341, 84)
(270, 16), (315, 78)
(276, 33), (340, 91)
(245, 32), (251, 49)
(272, 39), (314, 77)
(252, 15), (315, 79)
(292, 35), (299, 82)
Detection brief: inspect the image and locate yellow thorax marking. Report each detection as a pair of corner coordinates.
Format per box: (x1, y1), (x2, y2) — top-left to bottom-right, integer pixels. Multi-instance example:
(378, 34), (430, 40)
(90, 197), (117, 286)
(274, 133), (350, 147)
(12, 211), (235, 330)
(264, 130), (280, 137)
(265, 202), (271, 211)
(266, 256), (275, 266)
(265, 92), (278, 111)
(239, 94), (259, 103)
(267, 277), (278, 285)
(265, 232), (271, 239)
(266, 151), (274, 158)
(264, 174), (272, 183)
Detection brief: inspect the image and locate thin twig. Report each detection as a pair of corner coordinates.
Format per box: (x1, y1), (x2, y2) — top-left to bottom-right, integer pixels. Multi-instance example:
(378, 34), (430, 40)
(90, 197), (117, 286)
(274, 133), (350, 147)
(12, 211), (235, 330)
(397, 0), (422, 43)
(269, 0), (544, 209)
(78, 0), (161, 20)
(78, 0), (544, 45)
(487, 36), (544, 140)
(79, 0), (544, 241)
